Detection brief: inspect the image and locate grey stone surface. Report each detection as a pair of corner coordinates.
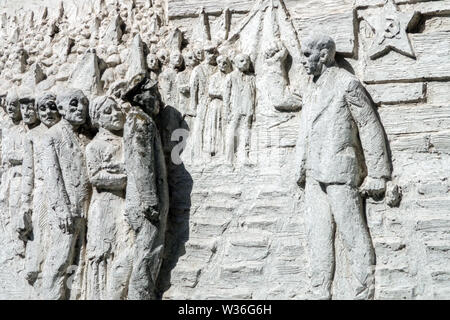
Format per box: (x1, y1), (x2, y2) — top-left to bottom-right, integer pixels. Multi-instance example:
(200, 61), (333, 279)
(0, 0), (449, 300)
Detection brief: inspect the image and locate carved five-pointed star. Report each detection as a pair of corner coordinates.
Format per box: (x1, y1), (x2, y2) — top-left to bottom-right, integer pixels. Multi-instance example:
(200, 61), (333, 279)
(367, 0), (420, 60)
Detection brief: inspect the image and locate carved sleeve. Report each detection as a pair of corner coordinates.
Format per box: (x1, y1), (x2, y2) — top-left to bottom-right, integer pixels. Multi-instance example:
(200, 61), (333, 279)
(294, 108), (308, 185)
(86, 143), (127, 191)
(223, 74), (232, 121)
(189, 69), (200, 116)
(42, 135), (71, 219)
(124, 113), (160, 231)
(345, 79), (392, 180)
(21, 135), (34, 207)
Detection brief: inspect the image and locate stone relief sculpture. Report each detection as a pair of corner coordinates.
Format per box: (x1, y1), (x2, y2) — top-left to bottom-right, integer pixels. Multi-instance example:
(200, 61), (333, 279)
(40, 89), (91, 299)
(147, 53), (161, 83)
(0, 89), (26, 258)
(263, 41), (302, 112)
(224, 54), (256, 165)
(188, 43), (218, 161)
(84, 96), (131, 300)
(364, 0), (420, 60)
(20, 92), (61, 285)
(176, 49), (198, 130)
(122, 77), (169, 300)
(295, 34), (391, 300)
(204, 55), (232, 157)
(0, 0), (447, 301)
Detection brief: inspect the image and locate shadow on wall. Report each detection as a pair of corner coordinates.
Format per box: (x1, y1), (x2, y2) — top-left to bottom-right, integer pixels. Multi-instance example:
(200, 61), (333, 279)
(156, 105), (193, 298)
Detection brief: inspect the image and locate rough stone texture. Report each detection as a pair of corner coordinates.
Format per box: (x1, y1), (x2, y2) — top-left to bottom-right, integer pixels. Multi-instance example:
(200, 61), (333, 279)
(0, 0), (449, 300)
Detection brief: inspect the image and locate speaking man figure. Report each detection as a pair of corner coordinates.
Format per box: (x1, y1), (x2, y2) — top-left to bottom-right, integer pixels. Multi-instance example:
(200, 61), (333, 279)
(295, 33), (391, 299)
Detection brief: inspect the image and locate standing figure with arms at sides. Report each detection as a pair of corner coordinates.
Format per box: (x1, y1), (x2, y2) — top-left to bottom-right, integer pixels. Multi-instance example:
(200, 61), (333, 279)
(189, 43), (218, 160)
(20, 92), (61, 285)
(205, 55), (232, 157)
(176, 49), (199, 131)
(295, 33), (392, 300)
(40, 89), (92, 300)
(15, 88), (40, 256)
(0, 89), (26, 258)
(224, 53), (256, 165)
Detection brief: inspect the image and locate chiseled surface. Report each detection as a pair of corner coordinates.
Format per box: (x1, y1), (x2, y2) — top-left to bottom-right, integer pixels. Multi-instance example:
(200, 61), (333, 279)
(0, 0), (449, 300)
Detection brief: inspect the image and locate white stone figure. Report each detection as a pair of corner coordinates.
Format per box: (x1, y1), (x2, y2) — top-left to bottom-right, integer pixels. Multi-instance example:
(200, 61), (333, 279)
(15, 88), (40, 250)
(204, 55), (232, 157)
(176, 49), (198, 130)
(146, 53), (160, 83)
(224, 53), (256, 165)
(40, 89), (91, 300)
(123, 78), (169, 300)
(84, 96), (133, 300)
(189, 43), (218, 160)
(157, 48), (170, 73)
(20, 92), (61, 285)
(296, 34), (392, 300)
(158, 51), (183, 108)
(0, 89), (26, 258)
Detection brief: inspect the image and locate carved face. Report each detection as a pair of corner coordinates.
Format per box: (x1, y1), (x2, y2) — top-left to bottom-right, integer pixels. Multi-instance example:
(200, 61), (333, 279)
(157, 49), (170, 66)
(194, 47), (204, 62)
(20, 99), (38, 125)
(217, 55), (231, 73)
(38, 99), (61, 128)
(205, 48), (218, 65)
(6, 100), (21, 122)
(234, 54), (251, 73)
(147, 54), (160, 71)
(301, 45), (327, 77)
(170, 52), (183, 68)
(60, 94), (88, 126)
(97, 98), (125, 131)
(183, 51), (197, 68)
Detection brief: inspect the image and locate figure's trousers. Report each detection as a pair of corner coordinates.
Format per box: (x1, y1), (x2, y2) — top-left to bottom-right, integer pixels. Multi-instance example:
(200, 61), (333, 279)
(303, 178), (375, 300)
(225, 114), (252, 164)
(40, 218), (85, 300)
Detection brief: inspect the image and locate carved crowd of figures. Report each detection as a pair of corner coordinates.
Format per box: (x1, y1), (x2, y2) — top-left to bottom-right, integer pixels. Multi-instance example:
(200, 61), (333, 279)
(153, 41), (257, 165)
(0, 0), (261, 299)
(0, 0), (400, 301)
(0, 79), (169, 300)
(0, 32), (259, 299)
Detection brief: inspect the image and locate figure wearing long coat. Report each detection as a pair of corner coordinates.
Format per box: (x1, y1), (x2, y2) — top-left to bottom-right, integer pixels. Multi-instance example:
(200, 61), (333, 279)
(40, 119), (91, 300)
(295, 65), (391, 299)
(84, 130), (134, 300)
(123, 109), (169, 300)
(21, 123), (53, 283)
(0, 122), (26, 257)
